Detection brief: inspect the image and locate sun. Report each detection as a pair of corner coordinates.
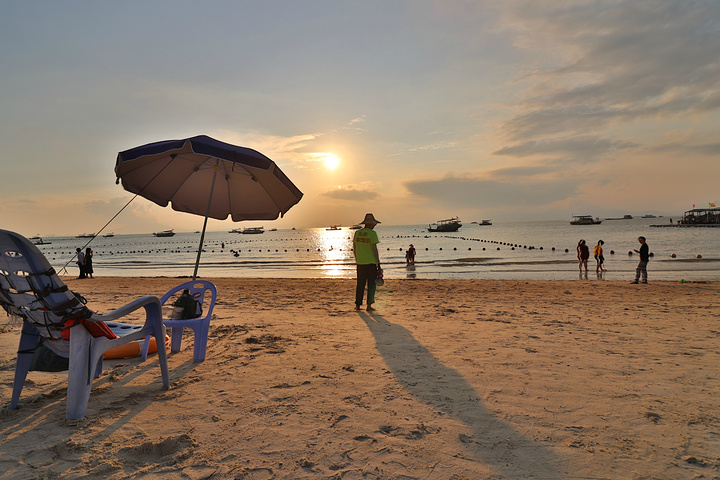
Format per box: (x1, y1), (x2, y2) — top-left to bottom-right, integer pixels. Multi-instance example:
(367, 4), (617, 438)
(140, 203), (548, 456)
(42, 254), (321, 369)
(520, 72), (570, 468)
(323, 154), (340, 171)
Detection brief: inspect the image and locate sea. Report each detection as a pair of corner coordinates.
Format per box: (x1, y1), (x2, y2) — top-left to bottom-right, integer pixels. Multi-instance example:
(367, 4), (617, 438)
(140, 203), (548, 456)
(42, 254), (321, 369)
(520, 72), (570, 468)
(34, 218), (720, 282)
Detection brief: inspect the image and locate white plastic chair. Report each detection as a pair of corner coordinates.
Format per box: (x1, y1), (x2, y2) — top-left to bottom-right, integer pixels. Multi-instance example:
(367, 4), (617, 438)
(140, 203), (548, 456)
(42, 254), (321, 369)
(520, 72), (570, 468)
(0, 229), (169, 419)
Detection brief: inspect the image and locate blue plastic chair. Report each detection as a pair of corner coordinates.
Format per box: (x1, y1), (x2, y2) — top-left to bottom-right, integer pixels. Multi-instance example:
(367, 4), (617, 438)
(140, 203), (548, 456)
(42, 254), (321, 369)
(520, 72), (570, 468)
(0, 229), (169, 419)
(150, 280), (217, 363)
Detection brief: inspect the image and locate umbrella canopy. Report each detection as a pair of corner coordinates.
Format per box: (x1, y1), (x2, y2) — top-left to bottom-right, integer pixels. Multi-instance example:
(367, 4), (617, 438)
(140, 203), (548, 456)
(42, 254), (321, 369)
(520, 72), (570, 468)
(115, 135), (303, 278)
(115, 135), (303, 221)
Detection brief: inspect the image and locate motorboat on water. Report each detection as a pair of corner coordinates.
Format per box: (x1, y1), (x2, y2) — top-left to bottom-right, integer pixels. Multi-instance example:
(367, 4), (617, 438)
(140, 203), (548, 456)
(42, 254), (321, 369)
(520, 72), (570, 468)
(350, 224), (362, 230)
(428, 217), (462, 232)
(76, 233), (95, 238)
(326, 225), (341, 231)
(153, 229), (175, 237)
(103, 232), (115, 237)
(570, 215), (602, 225)
(241, 227), (264, 234)
(33, 238), (51, 245)
(605, 214), (633, 220)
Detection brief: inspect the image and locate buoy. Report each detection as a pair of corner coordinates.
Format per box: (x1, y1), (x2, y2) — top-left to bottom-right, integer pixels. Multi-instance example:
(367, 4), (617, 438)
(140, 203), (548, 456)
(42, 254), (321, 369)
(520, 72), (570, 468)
(671, 253), (676, 258)
(628, 251), (633, 255)
(697, 254), (702, 259)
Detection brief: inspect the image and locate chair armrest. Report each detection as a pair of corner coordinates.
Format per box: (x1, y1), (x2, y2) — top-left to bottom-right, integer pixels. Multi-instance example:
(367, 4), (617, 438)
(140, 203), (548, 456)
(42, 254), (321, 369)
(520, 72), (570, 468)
(90, 295), (162, 322)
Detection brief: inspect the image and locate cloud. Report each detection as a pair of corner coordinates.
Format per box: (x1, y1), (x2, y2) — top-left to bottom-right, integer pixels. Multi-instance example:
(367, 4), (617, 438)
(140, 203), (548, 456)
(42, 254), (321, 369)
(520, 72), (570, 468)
(493, 135), (639, 159)
(321, 183), (378, 201)
(404, 173), (578, 208)
(495, 0), (720, 156)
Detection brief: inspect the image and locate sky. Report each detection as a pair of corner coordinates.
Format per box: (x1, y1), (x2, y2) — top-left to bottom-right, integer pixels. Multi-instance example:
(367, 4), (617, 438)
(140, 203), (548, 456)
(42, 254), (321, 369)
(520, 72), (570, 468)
(1, 0), (719, 236)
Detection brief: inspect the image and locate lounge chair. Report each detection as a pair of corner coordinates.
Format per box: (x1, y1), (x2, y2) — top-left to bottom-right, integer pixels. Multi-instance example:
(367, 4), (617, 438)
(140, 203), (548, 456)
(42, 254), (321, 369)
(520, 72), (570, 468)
(0, 229), (169, 419)
(148, 280), (217, 363)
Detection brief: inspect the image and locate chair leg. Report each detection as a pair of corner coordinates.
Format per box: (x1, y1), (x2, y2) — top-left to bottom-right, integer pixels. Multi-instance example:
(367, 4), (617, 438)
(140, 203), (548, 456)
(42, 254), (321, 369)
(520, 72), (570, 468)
(169, 326), (184, 353)
(66, 325), (93, 419)
(140, 335), (151, 360)
(11, 323), (42, 409)
(193, 323), (209, 363)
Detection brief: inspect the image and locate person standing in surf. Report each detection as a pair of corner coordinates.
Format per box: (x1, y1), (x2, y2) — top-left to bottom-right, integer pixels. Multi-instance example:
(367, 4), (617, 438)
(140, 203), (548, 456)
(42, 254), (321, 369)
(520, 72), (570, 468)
(353, 213), (381, 311)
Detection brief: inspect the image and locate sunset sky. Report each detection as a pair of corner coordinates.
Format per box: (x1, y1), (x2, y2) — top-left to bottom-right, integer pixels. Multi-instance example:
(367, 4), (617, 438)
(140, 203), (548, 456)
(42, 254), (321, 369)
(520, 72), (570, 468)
(2, 1), (719, 236)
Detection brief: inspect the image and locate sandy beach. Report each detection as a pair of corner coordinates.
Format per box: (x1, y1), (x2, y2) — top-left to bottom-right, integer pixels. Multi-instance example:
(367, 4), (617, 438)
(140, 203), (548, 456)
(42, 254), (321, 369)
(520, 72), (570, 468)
(1, 277), (719, 479)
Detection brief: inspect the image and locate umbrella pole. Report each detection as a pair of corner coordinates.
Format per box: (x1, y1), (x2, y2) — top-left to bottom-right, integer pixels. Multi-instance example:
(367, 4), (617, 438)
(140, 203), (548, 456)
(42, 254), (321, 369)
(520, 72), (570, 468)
(193, 166), (219, 280)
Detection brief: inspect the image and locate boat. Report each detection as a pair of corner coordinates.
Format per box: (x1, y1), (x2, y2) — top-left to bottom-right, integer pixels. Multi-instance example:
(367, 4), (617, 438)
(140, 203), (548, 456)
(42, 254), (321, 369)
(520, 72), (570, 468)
(650, 207), (720, 227)
(241, 227), (264, 234)
(33, 238), (51, 245)
(76, 233), (95, 238)
(326, 225), (341, 231)
(350, 224), (362, 230)
(153, 229), (175, 237)
(480, 219), (492, 226)
(642, 214), (657, 218)
(29, 234), (41, 240)
(103, 232), (115, 237)
(570, 215), (602, 225)
(428, 217), (462, 232)
(269, 228), (277, 232)
(605, 214), (633, 220)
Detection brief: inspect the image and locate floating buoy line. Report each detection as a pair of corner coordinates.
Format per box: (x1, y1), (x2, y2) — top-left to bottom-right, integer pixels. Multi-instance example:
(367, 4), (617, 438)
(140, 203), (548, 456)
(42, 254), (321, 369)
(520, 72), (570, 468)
(39, 234), (705, 264)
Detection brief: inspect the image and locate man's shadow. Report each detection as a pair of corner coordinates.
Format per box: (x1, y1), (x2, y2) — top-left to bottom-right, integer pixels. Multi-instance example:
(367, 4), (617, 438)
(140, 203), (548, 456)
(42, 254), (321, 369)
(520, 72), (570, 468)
(359, 311), (561, 479)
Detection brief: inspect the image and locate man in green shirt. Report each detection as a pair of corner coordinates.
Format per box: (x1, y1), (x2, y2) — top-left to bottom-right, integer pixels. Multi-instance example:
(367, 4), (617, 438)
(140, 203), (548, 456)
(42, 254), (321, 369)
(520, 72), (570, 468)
(353, 213), (381, 311)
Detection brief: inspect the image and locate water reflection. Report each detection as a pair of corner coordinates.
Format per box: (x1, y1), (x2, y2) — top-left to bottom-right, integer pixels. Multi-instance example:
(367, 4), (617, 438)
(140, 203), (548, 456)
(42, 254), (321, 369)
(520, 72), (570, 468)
(309, 228), (354, 278)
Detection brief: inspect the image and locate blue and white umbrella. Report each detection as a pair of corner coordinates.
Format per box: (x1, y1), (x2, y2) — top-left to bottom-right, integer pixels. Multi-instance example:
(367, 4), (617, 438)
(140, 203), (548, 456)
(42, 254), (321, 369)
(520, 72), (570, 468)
(115, 135), (303, 278)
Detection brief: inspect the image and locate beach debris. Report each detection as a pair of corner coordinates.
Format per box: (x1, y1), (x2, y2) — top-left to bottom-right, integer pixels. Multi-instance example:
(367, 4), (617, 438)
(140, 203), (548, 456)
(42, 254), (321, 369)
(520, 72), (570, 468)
(645, 411), (662, 423)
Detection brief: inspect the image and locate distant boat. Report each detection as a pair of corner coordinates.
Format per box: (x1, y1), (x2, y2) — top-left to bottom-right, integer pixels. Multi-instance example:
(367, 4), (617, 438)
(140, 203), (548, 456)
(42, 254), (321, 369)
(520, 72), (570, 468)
(29, 234), (41, 240)
(428, 217), (462, 232)
(153, 229), (175, 237)
(605, 214), (633, 220)
(326, 225), (341, 231)
(103, 232), (115, 237)
(570, 215), (602, 225)
(269, 228), (277, 232)
(642, 214), (657, 218)
(480, 219), (492, 226)
(241, 227), (264, 234)
(350, 224), (362, 230)
(33, 238), (51, 245)
(76, 233), (95, 238)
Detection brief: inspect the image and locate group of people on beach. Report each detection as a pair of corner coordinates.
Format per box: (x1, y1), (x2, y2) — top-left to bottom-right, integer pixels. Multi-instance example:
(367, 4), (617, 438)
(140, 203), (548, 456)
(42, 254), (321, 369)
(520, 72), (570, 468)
(576, 239), (606, 274)
(356, 218), (653, 311)
(577, 236), (650, 283)
(75, 247), (94, 279)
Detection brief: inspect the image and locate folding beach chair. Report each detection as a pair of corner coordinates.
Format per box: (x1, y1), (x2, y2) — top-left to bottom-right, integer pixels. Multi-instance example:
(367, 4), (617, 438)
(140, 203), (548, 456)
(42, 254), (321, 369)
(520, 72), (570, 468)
(0, 229), (169, 419)
(146, 280), (217, 363)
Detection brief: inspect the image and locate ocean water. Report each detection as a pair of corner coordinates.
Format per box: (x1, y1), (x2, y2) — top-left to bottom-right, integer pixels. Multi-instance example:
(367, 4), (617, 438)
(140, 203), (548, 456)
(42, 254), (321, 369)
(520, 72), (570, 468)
(34, 218), (720, 281)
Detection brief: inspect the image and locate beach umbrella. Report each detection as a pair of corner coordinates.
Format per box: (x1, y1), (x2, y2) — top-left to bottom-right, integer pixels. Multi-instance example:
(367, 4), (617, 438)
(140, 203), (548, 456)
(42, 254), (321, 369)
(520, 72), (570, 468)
(115, 135), (303, 279)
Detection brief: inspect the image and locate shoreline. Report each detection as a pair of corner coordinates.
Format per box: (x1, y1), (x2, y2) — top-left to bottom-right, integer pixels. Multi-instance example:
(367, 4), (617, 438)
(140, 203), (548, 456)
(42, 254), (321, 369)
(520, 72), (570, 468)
(2, 278), (720, 479)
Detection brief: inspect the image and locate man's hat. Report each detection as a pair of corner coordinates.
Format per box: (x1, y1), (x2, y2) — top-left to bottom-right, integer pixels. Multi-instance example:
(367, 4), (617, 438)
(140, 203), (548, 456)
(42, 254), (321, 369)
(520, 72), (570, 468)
(359, 213), (381, 225)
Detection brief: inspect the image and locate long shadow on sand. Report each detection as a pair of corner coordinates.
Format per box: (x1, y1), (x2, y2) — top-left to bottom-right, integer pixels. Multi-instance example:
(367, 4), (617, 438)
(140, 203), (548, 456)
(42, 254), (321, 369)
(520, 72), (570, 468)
(360, 311), (562, 479)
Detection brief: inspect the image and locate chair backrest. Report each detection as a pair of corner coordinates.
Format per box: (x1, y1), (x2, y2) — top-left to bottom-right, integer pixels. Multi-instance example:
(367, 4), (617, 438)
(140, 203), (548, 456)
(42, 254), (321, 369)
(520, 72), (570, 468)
(0, 229), (92, 342)
(160, 280), (217, 316)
